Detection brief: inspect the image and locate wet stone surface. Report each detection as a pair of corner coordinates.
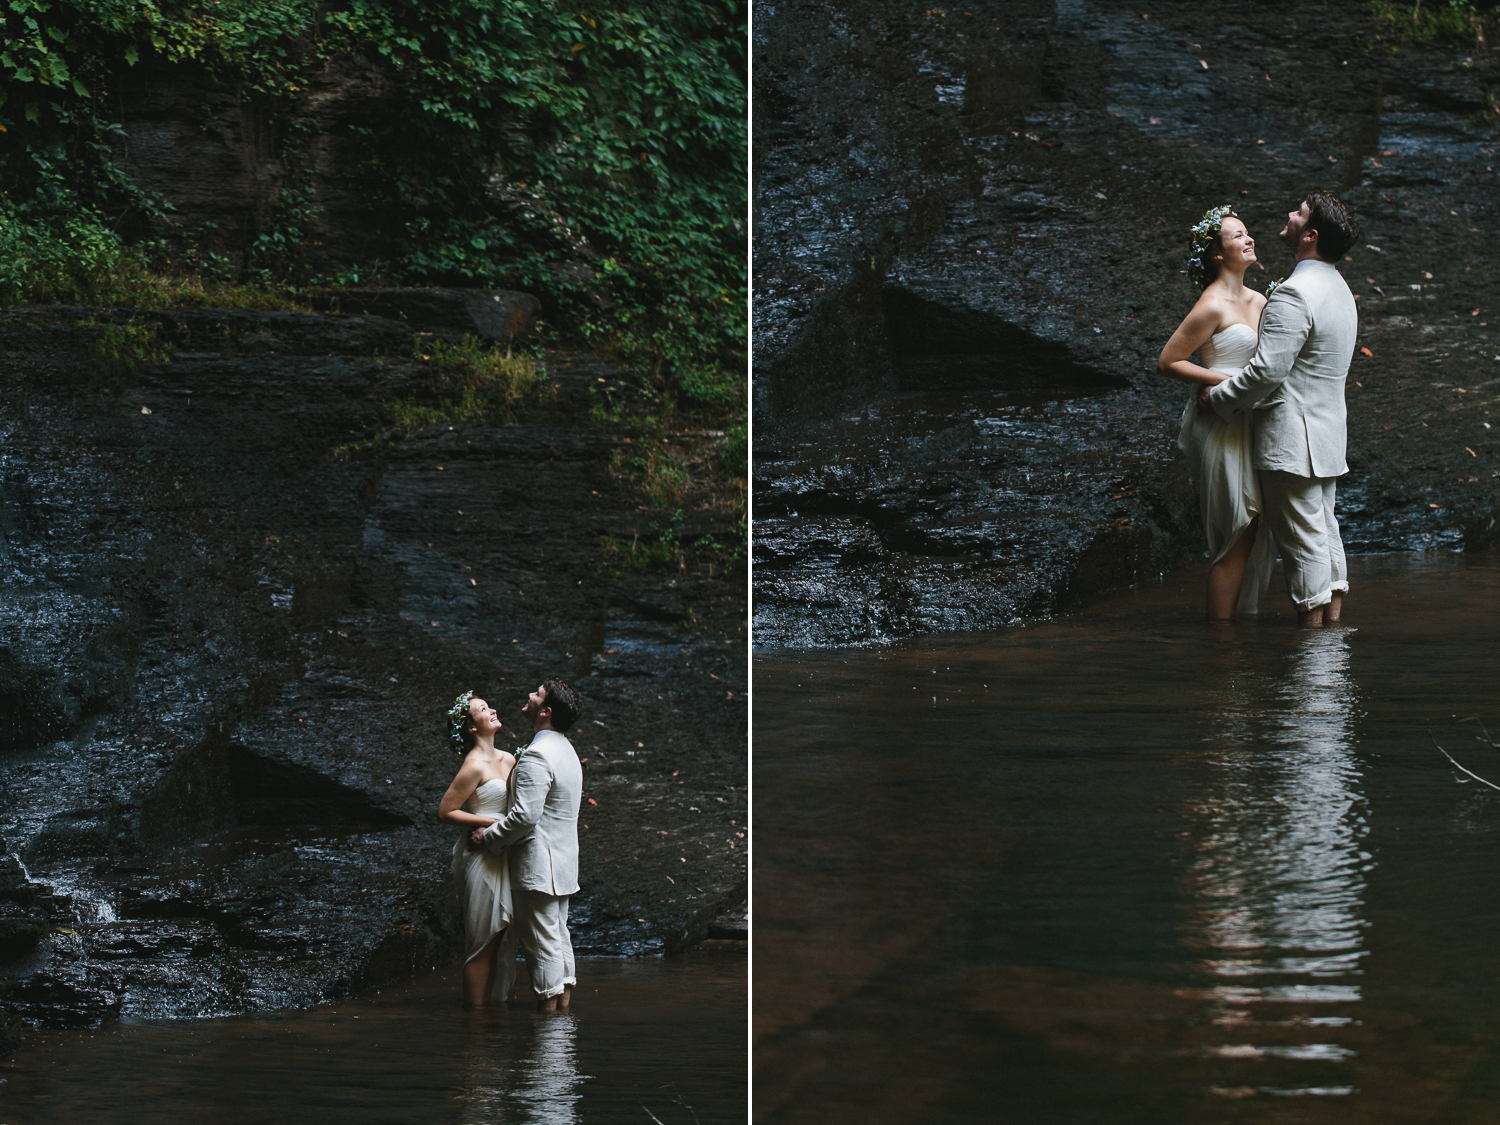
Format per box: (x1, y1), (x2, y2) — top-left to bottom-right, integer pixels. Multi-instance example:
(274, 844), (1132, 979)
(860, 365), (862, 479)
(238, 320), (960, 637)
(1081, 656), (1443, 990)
(0, 303), (746, 1039)
(754, 0), (1500, 647)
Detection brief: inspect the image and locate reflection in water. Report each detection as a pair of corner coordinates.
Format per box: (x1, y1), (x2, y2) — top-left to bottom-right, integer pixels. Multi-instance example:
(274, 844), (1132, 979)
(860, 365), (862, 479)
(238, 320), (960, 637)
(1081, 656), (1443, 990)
(1183, 629), (1368, 1096)
(460, 1015), (584, 1124)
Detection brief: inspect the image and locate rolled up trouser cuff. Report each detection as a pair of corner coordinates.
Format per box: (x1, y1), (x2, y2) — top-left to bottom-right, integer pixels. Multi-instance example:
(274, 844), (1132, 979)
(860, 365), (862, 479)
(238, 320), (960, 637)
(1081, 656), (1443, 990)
(1294, 578), (1347, 612)
(1294, 589), (1333, 613)
(534, 974), (578, 1000)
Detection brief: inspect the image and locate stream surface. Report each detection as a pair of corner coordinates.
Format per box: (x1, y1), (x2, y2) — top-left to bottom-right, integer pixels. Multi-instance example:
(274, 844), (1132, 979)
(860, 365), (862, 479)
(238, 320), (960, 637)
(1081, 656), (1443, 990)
(1, 951), (744, 1124)
(755, 551), (1500, 1122)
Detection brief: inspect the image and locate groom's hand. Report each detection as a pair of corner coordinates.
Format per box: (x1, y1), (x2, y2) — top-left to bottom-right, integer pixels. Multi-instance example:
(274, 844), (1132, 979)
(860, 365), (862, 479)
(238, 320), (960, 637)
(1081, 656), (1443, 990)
(470, 827), (486, 847)
(1196, 383), (1215, 415)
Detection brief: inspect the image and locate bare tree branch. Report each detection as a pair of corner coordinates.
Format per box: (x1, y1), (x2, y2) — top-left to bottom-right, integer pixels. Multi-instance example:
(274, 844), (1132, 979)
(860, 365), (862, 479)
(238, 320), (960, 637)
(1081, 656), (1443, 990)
(1431, 725), (1500, 792)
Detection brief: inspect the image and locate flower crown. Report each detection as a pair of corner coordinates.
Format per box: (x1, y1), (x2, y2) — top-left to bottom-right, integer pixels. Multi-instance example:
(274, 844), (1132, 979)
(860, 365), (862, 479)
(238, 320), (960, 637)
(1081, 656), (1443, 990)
(1185, 205), (1238, 290)
(447, 689), (475, 754)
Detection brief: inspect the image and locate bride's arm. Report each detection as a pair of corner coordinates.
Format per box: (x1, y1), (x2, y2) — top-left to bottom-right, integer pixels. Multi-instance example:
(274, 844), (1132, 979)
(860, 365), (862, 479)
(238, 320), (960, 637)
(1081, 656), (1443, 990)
(1157, 300), (1229, 386)
(437, 757), (498, 829)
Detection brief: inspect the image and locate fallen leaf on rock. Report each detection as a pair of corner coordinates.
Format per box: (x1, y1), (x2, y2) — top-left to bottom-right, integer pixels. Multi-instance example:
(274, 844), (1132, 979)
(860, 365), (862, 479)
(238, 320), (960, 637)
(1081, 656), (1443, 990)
(587, 797), (598, 806)
(1360, 347), (1373, 357)
(1467, 447), (1478, 457)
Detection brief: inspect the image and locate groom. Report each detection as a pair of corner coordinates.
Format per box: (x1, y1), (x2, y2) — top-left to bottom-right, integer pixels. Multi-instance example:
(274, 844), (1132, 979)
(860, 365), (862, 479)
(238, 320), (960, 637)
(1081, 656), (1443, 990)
(472, 679), (584, 1010)
(1199, 190), (1361, 627)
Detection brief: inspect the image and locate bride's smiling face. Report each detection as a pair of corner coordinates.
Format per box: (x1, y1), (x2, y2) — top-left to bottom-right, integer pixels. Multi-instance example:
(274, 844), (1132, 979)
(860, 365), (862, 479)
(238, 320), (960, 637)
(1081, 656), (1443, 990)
(1214, 217), (1256, 269)
(467, 697), (502, 738)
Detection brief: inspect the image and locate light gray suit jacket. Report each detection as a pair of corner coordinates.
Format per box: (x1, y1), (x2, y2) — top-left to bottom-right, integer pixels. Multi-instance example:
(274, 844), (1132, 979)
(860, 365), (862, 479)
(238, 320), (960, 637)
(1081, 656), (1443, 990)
(480, 728), (582, 897)
(1208, 258), (1358, 479)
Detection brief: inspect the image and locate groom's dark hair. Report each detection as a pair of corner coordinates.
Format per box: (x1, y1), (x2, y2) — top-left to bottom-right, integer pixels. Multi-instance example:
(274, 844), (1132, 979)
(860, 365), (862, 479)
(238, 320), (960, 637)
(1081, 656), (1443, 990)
(540, 679), (581, 731)
(1306, 190), (1360, 262)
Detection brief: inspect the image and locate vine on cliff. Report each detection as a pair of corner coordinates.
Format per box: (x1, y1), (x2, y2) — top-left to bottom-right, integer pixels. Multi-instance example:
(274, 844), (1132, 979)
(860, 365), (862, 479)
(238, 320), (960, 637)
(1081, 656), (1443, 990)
(0, 0), (746, 416)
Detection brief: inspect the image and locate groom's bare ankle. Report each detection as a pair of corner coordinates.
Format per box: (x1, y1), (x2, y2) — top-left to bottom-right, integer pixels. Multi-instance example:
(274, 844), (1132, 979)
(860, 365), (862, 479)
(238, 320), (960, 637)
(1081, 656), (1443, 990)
(1327, 592), (1343, 623)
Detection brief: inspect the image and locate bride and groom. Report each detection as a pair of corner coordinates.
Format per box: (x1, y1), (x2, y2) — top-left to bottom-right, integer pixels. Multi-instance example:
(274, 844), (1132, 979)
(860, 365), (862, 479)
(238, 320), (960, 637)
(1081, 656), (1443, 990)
(1158, 190), (1362, 627)
(438, 680), (584, 1011)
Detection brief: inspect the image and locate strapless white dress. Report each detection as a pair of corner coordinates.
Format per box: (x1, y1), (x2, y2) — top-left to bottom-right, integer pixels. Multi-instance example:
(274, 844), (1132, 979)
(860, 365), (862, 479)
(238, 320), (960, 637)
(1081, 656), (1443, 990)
(1177, 322), (1275, 614)
(451, 777), (517, 1000)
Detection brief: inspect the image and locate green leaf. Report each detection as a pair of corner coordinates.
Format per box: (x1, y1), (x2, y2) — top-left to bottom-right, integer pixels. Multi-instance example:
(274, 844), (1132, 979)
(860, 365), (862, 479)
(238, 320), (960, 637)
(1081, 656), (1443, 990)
(124, 45), (139, 66)
(24, 102), (39, 123)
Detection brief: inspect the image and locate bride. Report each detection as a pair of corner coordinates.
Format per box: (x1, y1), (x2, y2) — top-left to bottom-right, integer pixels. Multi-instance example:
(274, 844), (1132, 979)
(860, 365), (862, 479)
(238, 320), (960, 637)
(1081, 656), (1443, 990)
(1158, 206), (1276, 620)
(438, 690), (518, 1007)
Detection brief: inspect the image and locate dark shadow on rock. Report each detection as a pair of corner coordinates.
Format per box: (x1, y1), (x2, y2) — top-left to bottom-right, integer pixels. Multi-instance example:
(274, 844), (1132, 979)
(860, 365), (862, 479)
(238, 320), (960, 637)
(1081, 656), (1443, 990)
(886, 287), (1127, 396)
(228, 745), (411, 829)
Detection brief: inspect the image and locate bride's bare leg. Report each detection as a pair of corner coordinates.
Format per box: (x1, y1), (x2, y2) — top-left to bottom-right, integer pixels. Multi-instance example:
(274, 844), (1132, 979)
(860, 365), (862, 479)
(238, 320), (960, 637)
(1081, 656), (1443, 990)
(463, 930), (503, 1008)
(1206, 518), (1259, 621)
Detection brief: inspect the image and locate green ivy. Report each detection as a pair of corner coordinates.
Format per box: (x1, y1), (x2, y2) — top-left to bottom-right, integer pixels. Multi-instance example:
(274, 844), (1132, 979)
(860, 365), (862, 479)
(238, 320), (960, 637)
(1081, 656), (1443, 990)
(0, 0), (746, 411)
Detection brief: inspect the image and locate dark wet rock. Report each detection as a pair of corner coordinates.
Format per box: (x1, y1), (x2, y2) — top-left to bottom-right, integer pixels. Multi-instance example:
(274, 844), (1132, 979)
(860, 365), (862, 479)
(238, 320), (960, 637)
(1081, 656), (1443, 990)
(0, 301), (745, 1031)
(707, 900), (748, 942)
(755, 0), (1500, 647)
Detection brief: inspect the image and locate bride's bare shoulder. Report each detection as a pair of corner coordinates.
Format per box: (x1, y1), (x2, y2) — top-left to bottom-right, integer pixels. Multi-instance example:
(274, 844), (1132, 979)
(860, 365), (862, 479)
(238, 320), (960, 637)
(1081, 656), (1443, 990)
(1186, 286), (1233, 327)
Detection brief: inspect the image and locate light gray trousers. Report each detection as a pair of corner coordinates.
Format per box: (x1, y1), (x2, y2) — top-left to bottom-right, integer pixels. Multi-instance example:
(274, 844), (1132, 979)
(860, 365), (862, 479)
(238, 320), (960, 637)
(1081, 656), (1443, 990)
(517, 890), (577, 999)
(1259, 470), (1349, 612)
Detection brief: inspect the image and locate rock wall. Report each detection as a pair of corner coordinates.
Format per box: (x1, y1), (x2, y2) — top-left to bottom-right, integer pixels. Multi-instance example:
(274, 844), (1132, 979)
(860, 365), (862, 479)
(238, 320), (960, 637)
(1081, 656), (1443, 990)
(754, 0), (1500, 647)
(0, 299), (746, 1037)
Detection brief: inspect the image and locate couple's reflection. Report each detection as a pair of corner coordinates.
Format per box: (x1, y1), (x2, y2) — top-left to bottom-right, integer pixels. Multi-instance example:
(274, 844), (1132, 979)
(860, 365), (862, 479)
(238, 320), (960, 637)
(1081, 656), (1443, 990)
(458, 1013), (583, 1123)
(1181, 628), (1368, 1083)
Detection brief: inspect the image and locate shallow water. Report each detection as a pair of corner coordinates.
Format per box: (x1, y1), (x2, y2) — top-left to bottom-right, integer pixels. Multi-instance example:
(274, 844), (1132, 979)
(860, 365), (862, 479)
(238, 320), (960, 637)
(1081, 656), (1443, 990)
(2, 951), (744, 1124)
(755, 552), (1500, 1123)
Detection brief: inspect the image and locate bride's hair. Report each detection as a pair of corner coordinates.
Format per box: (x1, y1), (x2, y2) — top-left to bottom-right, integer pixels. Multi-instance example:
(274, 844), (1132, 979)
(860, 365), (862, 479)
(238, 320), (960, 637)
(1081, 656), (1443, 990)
(448, 689), (479, 754)
(1186, 205), (1238, 291)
